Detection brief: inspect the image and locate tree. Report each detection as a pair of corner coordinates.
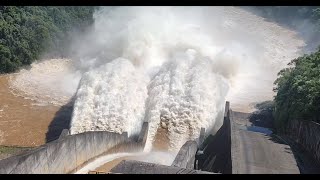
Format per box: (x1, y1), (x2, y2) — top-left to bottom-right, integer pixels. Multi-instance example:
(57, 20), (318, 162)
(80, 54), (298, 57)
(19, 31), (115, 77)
(0, 6), (96, 73)
(274, 48), (320, 132)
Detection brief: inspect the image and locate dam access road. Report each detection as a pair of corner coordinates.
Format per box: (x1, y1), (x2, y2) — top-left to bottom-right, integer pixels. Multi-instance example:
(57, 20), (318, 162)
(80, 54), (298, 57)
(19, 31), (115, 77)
(230, 111), (300, 174)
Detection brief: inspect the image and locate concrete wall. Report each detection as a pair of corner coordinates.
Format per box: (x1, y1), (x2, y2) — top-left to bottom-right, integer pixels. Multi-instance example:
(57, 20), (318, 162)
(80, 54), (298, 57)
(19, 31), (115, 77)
(0, 123), (149, 174)
(138, 122), (149, 145)
(230, 109), (241, 174)
(286, 120), (320, 163)
(197, 128), (205, 148)
(171, 141), (198, 169)
(111, 160), (213, 174)
(196, 101), (232, 174)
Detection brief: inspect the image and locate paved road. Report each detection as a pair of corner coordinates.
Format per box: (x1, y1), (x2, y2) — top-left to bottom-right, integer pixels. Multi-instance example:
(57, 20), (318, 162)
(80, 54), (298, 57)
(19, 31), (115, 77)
(231, 111), (300, 174)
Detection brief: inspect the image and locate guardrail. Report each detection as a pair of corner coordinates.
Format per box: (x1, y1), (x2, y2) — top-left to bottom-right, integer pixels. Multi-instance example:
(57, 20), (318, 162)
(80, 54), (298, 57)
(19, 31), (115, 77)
(286, 119), (320, 164)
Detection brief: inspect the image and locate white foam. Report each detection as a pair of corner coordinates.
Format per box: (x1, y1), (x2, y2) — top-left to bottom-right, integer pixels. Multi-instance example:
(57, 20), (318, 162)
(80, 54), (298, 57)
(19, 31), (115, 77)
(144, 51), (228, 151)
(70, 58), (148, 137)
(131, 151), (177, 166)
(9, 59), (80, 106)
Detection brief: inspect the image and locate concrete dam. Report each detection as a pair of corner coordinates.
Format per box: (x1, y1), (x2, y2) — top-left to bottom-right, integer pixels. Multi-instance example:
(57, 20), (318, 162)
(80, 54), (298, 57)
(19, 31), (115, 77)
(0, 101), (300, 174)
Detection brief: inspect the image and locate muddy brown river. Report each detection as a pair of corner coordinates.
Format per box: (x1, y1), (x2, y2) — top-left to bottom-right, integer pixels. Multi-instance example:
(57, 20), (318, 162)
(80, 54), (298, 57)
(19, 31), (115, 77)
(0, 74), (63, 147)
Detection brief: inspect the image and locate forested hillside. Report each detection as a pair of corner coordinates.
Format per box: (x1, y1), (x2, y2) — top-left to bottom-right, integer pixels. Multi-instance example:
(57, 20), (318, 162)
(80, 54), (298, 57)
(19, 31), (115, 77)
(273, 49), (320, 131)
(0, 6), (95, 73)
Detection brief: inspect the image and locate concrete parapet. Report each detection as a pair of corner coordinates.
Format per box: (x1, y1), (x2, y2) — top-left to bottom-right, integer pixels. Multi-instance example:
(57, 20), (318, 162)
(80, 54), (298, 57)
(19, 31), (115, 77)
(0, 123), (148, 174)
(198, 128), (205, 147)
(111, 160), (214, 174)
(58, 129), (69, 139)
(196, 101), (232, 173)
(224, 101), (230, 118)
(138, 122), (149, 146)
(286, 120), (320, 164)
(171, 140), (198, 169)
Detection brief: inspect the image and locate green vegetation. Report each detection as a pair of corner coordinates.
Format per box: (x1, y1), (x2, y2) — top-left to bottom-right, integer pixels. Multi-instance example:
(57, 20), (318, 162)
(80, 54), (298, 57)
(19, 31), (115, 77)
(0, 145), (32, 160)
(0, 6), (95, 73)
(273, 49), (320, 132)
(255, 101), (274, 112)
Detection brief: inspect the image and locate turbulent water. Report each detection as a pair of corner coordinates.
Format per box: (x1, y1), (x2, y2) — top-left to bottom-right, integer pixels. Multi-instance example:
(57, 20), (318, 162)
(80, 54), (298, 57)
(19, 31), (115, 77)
(144, 51), (229, 150)
(70, 58), (148, 137)
(9, 7), (305, 151)
(9, 59), (80, 106)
